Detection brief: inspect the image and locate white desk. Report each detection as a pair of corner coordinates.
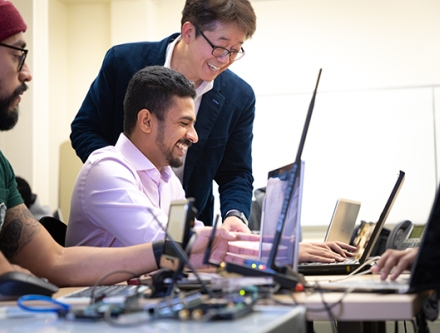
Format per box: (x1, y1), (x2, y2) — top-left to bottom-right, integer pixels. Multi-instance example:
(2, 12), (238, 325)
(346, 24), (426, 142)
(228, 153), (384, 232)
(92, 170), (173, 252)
(0, 276), (429, 333)
(0, 304), (306, 333)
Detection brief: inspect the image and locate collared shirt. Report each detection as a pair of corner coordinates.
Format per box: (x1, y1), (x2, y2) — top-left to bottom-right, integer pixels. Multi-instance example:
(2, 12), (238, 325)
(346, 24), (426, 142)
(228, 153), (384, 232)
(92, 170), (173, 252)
(65, 133), (203, 248)
(164, 35), (214, 182)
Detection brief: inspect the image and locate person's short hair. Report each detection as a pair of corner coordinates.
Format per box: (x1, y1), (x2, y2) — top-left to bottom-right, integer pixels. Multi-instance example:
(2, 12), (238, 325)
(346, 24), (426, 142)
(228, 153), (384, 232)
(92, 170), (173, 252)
(181, 0), (257, 40)
(15, 176), (34, 208)
(123, 66), (196, 136)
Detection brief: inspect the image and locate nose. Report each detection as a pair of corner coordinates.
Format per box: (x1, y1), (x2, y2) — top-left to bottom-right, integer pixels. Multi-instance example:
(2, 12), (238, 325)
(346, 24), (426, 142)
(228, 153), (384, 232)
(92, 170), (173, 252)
(216, 53), (231, 65)
(187, 125), (198, 144)
(19, 62), (32, 82)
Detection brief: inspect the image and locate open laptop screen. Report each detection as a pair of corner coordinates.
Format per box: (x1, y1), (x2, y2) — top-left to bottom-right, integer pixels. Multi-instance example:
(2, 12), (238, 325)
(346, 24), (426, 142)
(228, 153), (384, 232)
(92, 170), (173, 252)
(259, 161), (304, 271)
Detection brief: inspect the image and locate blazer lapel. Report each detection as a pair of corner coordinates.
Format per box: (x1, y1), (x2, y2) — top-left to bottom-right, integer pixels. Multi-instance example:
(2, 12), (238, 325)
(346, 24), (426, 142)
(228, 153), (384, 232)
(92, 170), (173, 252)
(183, 78), (225, 187)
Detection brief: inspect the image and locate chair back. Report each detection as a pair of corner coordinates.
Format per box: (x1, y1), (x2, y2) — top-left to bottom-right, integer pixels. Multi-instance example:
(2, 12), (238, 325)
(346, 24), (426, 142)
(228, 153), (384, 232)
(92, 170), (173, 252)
(39, 216), (67, 247)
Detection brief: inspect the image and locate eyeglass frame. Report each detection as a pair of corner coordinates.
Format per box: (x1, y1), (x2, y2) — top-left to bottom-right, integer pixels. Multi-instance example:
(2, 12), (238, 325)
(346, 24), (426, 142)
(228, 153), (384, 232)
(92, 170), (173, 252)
(192, 24), (245, 61)
(0, 42), (28, 72)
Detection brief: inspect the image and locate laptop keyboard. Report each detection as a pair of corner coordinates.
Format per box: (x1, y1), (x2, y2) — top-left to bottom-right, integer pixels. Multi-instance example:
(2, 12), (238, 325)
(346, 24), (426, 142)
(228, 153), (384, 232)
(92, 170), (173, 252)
(64, 285), (149, 299)
(300, 259), (359, 266)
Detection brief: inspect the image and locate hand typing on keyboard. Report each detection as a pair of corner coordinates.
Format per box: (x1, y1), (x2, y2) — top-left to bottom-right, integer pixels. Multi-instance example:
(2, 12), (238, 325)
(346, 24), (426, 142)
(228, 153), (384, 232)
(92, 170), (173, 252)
(370, 247), (418, 280)
(299, 241), (356, 263)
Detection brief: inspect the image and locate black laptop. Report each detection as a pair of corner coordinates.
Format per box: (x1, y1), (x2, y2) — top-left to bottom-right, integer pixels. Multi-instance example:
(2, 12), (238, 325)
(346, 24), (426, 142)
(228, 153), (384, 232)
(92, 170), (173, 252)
(316, 176), (440, 293)
(298, 170), (405, 275)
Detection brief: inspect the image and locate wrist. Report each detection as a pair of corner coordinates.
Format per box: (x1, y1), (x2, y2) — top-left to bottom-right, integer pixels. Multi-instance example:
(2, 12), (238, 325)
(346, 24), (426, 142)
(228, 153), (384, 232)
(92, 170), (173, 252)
(225, 210), (248, 225)
(152, 240), (163, 269)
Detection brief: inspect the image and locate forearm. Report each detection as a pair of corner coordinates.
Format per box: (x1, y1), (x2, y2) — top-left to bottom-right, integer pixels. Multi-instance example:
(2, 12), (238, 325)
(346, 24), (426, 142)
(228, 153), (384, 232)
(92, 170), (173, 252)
(45, 244), (157, 287)
(3, 204), (158, 287)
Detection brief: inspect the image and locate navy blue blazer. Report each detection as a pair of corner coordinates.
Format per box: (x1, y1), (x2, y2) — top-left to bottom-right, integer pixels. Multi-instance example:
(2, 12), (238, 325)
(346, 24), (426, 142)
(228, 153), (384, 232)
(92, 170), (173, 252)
(70, 34), (255, 225)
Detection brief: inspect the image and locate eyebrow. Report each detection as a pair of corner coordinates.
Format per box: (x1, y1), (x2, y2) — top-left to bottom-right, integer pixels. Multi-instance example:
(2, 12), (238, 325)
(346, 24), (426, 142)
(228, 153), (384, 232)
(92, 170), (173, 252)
(11, 40), (27, 49)
(180, 115), (195, 122)
(217, 36), (244, 46)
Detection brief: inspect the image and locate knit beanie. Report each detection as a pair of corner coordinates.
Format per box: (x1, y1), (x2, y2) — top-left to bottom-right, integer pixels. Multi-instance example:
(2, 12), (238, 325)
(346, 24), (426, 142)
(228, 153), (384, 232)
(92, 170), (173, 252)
(0, 0), (27, 42)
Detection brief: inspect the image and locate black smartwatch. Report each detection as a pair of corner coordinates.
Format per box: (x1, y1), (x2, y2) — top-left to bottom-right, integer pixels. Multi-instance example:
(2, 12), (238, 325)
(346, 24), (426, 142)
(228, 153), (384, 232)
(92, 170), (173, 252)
(225, 210), (249, 225)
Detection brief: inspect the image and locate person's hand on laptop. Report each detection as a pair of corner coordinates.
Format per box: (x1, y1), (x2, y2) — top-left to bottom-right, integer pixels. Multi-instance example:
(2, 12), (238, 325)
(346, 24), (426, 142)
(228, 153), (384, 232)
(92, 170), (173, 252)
(299, 241), (356, 263)
(189, 227), (260, 268)
(370, 247), (418, 280)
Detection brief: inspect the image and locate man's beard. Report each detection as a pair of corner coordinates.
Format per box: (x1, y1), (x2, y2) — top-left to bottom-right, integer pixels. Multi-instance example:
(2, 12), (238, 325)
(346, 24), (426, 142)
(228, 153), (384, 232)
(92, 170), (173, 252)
(0, 83), (27, 131)
(156, 121), (192, 168)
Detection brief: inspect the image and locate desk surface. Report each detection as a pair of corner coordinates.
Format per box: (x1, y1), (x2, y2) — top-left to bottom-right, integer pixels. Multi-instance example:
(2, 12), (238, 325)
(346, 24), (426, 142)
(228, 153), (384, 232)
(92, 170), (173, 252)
(0, 274), (429, 332)
(0, 304), (306, 333)
(295, 274), (428, 321)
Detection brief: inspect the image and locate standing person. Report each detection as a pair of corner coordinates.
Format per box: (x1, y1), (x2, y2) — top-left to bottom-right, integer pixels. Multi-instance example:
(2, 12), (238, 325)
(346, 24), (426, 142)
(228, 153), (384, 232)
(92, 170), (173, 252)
(0, 0), (255, 286)
(70, 0), (257, 230)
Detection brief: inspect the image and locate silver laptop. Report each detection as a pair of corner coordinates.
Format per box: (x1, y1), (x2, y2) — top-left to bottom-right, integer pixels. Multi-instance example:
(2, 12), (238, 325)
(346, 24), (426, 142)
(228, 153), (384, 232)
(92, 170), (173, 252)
(324, 198), (361, 244)
(258, 160), (305, 271)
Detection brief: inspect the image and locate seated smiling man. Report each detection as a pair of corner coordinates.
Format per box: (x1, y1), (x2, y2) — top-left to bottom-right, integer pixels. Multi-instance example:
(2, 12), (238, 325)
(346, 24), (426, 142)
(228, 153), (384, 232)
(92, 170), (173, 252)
(66, 65), (208, 247)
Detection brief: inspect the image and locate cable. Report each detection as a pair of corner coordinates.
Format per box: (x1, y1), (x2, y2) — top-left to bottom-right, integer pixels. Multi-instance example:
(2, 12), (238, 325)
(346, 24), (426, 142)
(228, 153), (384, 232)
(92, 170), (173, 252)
(88, 269), (140, 304)
(17, 294), (71, 313)
(326, 256), (381, 283)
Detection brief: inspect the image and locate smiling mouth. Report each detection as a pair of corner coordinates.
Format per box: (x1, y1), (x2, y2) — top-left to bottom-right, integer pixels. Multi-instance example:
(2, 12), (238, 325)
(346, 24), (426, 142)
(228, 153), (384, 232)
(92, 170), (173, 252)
(176, 142), (189, 154)
(207, 62), (220, 72)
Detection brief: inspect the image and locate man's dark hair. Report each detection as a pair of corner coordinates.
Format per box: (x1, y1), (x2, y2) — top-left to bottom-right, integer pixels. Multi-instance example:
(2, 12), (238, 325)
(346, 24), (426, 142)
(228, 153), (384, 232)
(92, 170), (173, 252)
(123, 66), (196, 136)
(181, 0), (257, 39)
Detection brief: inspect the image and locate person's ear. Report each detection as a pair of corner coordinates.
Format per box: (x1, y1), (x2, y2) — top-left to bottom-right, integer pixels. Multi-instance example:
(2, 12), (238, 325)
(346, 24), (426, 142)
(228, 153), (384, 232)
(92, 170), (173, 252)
(138, 109), (154, 134)
(181, 21), (195, 44)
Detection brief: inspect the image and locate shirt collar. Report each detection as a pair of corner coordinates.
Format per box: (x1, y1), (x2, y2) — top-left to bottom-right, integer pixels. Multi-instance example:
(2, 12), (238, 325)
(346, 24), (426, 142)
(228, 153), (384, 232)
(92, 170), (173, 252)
(115, 133), (174, 182)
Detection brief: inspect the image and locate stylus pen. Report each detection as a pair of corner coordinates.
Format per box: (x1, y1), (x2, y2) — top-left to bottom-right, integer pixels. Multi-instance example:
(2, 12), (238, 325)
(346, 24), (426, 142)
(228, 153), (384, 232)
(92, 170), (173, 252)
(203, 214), (220, 266)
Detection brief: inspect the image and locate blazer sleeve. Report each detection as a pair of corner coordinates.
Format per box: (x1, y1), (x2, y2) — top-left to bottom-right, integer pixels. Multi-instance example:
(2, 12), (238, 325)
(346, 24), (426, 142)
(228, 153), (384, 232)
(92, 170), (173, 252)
(70, 47), (122, 163)
(216, 78), (255, 219)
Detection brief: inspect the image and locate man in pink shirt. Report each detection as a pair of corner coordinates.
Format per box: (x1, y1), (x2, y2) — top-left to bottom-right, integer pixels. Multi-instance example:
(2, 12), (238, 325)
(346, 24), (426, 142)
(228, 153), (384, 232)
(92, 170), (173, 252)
(66, 66), (240, 247)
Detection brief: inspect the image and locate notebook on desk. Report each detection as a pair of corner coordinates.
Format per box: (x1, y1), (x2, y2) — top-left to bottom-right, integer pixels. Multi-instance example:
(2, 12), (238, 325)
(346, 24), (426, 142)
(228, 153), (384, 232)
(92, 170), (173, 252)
(324, 198), (361, 244)
(319, 178), (440, 294)
(298, 170), (405, 276)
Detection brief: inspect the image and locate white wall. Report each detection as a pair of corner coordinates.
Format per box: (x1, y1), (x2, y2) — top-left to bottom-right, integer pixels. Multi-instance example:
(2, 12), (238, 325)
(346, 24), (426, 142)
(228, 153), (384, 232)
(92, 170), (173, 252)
(5, 0), (440, 228)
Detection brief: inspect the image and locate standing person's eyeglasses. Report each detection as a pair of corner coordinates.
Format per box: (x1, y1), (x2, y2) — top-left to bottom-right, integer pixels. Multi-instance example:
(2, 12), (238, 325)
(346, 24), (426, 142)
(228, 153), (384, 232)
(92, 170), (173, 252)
(193, 24), (245, 61)
(0, 43), (28, 72)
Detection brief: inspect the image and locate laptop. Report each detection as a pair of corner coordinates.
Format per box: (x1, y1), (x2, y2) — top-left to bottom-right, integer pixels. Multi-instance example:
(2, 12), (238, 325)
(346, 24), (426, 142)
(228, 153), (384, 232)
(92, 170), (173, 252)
(258, 160), (305, 271)
(224, 69), (323, 289)
(298, 170), (405, 275)
(324, 198), (361, 244)
(318, 179), (440, 294)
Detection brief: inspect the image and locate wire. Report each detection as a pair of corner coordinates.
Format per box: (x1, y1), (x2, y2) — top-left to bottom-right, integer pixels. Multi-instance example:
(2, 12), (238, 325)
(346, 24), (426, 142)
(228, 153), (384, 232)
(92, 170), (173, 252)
(88, 269), (140, 304)
(17, 294), (71, 313)
(326, 256), (381, 283)
(316, 283), (339, 333)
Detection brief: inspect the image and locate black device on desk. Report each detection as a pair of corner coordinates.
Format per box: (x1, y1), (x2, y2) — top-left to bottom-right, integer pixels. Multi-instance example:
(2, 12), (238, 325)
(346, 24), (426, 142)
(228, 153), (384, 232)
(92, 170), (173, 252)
(0, 271), (59, 300)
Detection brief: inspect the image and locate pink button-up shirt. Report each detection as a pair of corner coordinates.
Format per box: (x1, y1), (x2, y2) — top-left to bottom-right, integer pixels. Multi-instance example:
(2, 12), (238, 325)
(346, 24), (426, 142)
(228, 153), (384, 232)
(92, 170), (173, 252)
(65, 133), (203, 248)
